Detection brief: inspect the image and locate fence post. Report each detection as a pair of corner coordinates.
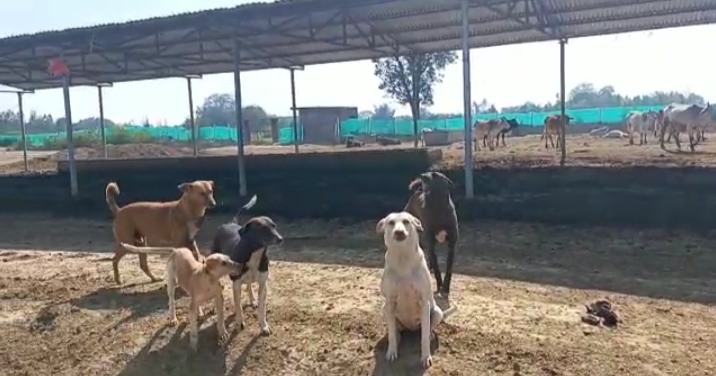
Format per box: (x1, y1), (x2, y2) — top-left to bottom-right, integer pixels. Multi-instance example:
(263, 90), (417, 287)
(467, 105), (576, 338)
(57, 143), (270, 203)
(368, 117), (372, 135)
(392, 117), (397, 135)
(599, 108), (603, 124)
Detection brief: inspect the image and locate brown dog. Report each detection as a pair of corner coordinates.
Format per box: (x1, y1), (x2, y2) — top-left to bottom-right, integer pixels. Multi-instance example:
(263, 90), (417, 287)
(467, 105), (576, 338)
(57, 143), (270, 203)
(118, 243), (242, 352)
(105, 180), (216, 284)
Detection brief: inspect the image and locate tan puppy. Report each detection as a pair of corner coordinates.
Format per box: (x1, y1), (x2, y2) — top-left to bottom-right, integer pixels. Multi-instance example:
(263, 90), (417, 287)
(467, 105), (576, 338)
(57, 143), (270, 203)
(105, 180), (216, 284)
(119, 243), (242, 352)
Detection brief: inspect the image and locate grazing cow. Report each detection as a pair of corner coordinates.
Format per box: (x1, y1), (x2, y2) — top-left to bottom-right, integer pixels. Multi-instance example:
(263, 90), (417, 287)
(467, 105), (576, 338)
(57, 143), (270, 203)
(472, 118), (509, 151)
(659, 103), (712, 152)
(541, 114), (571, 149)
(625, 110), (658, 145)
(494, 118), (520, 147)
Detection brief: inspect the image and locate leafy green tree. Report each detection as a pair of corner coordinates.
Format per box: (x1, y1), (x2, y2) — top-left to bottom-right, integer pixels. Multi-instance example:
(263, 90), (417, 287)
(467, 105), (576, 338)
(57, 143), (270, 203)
(373, 52), (457, 146)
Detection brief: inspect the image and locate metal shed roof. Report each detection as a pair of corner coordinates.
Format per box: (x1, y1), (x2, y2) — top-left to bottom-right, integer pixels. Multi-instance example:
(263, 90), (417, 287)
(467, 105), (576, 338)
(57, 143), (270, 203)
(1, 0), (715, 90)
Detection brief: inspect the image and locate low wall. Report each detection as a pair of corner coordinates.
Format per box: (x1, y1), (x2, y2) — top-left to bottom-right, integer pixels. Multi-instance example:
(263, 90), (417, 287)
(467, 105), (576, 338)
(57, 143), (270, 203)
(3, 151), (716, 230)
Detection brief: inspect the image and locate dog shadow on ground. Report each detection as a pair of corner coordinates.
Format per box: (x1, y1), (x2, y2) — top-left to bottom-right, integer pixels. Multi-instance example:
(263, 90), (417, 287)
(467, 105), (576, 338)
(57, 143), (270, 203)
(115, 318), (237, 376)
(371, 331), (440, 376)
(70, 282), (177, 327)
(115, 311), (261, 376)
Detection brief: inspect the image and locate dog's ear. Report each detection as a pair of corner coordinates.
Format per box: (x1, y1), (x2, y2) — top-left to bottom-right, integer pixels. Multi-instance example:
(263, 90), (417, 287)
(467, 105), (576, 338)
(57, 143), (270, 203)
(409, 215), (424, 233)
(177, 182), (191, 193)
(208, 180), (215, 190)
(420, 172), (433, 182)
(204, 257), (220, 271)
(431, 171), (454, 189)
(408, 178), (422, 193)
(376, 218), (387, 234)
(238, 221), (251, 236)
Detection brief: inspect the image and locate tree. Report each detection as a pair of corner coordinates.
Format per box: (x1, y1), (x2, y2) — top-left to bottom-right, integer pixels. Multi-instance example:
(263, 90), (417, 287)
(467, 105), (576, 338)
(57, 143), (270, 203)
(372, 103), (395, 120)
(472, 99), (498, 114)
(373, 51), (458, 146)
(192, 93), (272, 132)
(500, 82), (708, 113)
(358, 110), (374, 119)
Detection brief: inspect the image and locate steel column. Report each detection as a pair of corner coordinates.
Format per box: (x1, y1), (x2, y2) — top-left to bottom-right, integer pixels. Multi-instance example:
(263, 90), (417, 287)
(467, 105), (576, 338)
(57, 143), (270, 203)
(233, 40), (248, 196)
(461, 0), (474, 199)
(17, 92), (28, 172)
(559, 38), (567, 166)
(187, 77), (198, 156)
(290, 68), (299, 154)
(97, 86), (107, 159)
(62, 75), (78, 197)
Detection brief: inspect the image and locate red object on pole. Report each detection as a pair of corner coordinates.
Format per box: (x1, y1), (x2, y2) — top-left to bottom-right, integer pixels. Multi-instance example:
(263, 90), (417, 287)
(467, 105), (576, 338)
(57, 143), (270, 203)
(48, 58), (69, 76)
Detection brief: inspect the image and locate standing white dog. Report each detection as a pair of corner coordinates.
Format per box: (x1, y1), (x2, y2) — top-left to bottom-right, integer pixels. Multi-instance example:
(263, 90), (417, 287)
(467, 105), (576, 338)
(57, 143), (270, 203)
(376, 211), (457, 368)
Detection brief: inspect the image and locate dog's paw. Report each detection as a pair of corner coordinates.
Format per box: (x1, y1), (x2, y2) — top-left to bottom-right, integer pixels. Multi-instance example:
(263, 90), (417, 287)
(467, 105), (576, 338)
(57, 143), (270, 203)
(251, 300), (259, 309)
(217, 328), (229, 346)
(260, 324), (272, 336)
(385, 346), (398, 362)
(421, 354), (433, 368)
(168, 317), (179, 327)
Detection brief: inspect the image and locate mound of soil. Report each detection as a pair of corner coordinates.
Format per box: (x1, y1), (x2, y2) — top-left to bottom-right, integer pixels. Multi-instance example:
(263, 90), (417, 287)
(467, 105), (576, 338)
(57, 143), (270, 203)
(52, 143), (195, 160)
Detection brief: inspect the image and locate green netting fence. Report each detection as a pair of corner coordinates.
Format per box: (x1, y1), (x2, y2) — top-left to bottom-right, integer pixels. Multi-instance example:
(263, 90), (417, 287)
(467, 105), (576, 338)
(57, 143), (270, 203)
(0, 105), (664, 147)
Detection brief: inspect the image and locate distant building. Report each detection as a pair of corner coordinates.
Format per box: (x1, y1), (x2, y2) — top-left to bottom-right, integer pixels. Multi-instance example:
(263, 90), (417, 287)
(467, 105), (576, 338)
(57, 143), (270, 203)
(296, 106), (358, 144)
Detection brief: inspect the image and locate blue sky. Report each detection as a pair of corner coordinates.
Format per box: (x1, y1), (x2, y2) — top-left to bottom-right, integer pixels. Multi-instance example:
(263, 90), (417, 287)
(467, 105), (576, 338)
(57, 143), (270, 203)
(1, 0), (714, 125)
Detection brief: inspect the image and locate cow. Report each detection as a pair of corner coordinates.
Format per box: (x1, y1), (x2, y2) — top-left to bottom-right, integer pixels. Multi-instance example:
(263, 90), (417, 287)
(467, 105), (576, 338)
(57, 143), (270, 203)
(625, 110), (658, 145)
(472, 118), (509, 151)
(659, 103), (713, 152)
(541, 114), (571, 149)
(494, 118), (520, 147)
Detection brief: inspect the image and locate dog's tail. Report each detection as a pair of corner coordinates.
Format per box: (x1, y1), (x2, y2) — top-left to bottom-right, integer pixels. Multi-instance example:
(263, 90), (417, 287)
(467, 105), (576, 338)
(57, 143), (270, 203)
(119, 242), (176, 255)
(442, 304), (458, 320)
(231, 194), (258, 224)
(105, 182), (121, 216)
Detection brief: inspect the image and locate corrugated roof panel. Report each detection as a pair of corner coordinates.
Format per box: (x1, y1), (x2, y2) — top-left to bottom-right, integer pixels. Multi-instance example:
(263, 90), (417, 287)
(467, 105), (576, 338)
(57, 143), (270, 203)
(2, 0), (716, 90)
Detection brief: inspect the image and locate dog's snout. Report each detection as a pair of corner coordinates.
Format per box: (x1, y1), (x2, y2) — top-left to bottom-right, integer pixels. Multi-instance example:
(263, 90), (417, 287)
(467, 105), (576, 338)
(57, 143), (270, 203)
(393, 229), (407, 241)
(206, 198), (217, 208)
(274, 234), (284, 245)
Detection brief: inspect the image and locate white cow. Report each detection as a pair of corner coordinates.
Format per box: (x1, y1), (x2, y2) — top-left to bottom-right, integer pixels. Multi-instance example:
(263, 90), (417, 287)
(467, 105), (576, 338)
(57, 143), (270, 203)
(659, 103), (713, 152)
(625, 110), (658, 145)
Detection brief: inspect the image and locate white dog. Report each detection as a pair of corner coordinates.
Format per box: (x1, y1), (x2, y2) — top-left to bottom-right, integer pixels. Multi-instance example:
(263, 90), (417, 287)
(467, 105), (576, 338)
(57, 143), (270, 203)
(377, 211), (457, 368)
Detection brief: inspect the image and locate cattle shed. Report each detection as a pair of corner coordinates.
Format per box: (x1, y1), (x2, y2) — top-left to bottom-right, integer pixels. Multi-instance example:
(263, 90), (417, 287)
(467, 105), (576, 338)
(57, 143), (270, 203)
(297, 106), (359, 144)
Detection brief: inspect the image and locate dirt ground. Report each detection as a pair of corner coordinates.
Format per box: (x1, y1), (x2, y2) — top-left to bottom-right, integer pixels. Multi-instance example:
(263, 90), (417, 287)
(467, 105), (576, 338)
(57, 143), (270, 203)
(442, 133), (716, 168)
(1, 214), (715, 375)
(4, 131), (716, 174)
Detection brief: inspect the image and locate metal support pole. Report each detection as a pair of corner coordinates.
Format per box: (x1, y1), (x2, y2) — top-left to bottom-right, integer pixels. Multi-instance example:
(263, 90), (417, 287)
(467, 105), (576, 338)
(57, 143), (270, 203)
(17, 92), (28, 172)
(290, 68), (299, 154)
(559, 39), (567, 166)
(97, 86), (107, 159)
(461, 0), (474, 199)
(62, 75), (78, 197)
(187, 77), (198, 156)
(233, 40), (248, 196)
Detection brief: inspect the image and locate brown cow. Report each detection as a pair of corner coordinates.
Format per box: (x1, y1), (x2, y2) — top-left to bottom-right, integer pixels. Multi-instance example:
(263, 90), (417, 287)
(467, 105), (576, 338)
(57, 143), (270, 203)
(472, 118), (509, 151)
(541, 114), (571, 149)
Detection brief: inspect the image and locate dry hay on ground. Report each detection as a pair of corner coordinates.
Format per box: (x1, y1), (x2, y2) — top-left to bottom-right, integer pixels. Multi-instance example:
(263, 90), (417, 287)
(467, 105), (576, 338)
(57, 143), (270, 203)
(441, 133), (716, 168)
(1, 214), (715, 375)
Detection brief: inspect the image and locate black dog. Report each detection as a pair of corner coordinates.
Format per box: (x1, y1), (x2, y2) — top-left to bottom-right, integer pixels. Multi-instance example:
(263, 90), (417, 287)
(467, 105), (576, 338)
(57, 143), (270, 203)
(210, 195), (283, 335)
(404, 171), (459, 298)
